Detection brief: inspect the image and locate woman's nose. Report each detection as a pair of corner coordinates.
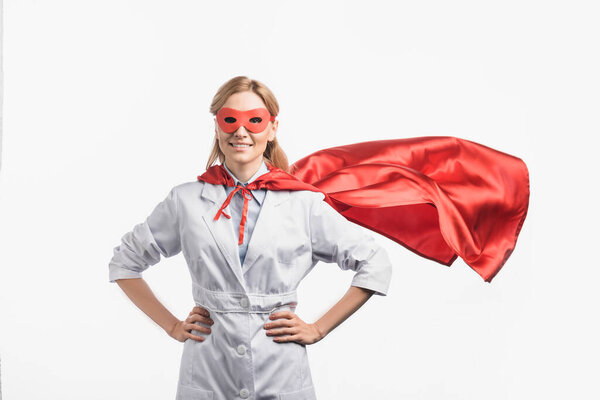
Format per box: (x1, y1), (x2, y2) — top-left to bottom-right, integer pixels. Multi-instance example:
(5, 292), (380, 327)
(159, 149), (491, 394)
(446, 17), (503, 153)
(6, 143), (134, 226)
(233, 126), (249, 136)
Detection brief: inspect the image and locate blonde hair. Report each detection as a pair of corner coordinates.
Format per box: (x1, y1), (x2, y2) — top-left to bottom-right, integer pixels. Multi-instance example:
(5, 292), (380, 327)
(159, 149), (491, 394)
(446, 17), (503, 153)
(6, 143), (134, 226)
(206, 76), (290, 172)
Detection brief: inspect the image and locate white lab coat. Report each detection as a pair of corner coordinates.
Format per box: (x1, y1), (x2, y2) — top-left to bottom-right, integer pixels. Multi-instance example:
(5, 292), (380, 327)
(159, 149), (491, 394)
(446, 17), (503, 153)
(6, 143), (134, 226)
(109, 179), (393, 400)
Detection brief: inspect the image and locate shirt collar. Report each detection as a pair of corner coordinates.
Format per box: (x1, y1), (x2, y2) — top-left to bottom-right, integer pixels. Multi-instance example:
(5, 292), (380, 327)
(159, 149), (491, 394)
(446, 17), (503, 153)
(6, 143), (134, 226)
(221, 160), (269, 205)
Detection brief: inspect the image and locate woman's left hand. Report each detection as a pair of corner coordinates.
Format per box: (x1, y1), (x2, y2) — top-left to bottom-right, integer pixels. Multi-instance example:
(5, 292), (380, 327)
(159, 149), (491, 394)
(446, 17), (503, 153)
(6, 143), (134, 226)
(264, 311), (325, 345)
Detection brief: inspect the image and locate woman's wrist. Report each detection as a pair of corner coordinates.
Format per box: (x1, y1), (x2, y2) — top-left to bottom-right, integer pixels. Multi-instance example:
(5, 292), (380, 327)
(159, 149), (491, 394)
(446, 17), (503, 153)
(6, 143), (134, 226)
(312, 321), (327, 340)
(165, 318), (181, 336)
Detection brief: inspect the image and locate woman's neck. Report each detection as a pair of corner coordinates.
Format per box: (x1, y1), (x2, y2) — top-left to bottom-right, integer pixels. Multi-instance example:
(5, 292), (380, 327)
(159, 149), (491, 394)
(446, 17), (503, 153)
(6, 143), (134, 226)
(224, 158), (264, 183)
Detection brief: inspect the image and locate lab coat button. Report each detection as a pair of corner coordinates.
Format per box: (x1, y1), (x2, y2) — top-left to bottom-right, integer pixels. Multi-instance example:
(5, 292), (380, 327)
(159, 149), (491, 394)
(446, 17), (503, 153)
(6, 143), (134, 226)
(240, 298), (249, 308)
(237, 344), (246, 355)
(240, 388), (250, 398)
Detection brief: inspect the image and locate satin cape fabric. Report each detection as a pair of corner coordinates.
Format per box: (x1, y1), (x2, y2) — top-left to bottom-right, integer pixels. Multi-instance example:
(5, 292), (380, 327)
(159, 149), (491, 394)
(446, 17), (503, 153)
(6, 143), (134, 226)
(289, 136), (530, 282)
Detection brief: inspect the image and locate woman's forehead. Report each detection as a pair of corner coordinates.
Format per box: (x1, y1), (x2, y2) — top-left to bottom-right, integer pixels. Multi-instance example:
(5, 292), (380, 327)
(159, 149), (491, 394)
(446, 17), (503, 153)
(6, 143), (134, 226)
(222, 91), (267, 110)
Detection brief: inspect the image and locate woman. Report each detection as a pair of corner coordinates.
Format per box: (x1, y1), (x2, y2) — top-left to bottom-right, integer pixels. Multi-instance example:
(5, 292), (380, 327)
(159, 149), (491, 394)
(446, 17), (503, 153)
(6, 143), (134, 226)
(109, 76), (393, 400)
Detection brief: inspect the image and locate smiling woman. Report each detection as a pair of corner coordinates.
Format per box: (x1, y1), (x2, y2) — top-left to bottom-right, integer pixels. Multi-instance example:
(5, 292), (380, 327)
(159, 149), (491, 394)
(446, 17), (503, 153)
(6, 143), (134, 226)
(109, 76), (391, 400)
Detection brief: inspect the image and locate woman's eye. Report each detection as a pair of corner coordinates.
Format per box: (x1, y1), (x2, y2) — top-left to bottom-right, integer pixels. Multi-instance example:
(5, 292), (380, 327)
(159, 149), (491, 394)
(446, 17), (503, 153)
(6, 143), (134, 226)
(224, 117), (237, 123)
(249, 117), (263, 123)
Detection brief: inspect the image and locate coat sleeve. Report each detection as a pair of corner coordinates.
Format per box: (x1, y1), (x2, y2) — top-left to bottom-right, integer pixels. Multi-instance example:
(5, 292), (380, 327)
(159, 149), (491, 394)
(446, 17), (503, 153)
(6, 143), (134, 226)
(108, 187), (182, 283)
(309, 192), (392, 296)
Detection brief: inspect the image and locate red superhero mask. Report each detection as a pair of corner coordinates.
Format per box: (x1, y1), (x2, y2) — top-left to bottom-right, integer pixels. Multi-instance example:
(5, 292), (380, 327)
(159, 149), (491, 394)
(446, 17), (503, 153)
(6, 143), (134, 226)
(216, 107), (276, 134)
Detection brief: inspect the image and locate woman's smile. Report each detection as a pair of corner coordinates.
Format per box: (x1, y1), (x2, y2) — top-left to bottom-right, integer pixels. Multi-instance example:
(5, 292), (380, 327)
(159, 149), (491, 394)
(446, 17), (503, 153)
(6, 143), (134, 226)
(230, 142), (253, 151)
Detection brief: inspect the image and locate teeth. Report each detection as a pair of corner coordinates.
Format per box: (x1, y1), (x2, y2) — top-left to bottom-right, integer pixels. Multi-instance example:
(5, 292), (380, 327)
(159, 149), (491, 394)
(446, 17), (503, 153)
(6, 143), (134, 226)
(232, 144), (251, 148)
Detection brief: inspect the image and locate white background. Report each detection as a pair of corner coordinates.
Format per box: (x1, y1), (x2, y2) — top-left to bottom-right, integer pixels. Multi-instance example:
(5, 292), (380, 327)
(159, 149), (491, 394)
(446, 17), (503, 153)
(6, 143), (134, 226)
(1, 1), (598, 399)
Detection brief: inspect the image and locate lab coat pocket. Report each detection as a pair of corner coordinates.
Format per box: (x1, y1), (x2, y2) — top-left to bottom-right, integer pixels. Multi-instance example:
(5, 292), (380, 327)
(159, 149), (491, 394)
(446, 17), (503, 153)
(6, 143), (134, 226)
(278, 385), (317, 400)
(176, 384), (214, 400)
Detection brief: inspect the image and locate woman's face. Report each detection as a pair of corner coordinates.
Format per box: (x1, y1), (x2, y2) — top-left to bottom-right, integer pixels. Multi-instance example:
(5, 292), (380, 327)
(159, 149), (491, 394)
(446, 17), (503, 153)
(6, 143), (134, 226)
(214, 91), (278, 169)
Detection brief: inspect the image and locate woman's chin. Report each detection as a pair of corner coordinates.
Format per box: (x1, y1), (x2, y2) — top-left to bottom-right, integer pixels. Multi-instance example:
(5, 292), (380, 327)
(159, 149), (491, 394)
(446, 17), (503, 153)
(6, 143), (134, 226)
(226, 152), (263, 165)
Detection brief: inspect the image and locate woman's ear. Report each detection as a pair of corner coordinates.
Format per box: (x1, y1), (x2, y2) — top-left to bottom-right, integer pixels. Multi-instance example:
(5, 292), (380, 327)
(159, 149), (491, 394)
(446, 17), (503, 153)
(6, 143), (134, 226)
(269, 120), (279, 142)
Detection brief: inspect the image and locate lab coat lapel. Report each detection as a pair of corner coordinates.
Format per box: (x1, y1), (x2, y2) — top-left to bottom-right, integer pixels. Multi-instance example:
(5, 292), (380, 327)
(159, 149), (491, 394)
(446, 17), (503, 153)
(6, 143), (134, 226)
(200, 182), (246, 290)
(242, 189), (290, 276)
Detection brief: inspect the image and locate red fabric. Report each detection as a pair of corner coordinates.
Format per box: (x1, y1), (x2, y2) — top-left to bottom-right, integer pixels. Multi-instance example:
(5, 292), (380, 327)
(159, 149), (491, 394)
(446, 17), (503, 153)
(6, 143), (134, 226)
(197, 136), (530, 282)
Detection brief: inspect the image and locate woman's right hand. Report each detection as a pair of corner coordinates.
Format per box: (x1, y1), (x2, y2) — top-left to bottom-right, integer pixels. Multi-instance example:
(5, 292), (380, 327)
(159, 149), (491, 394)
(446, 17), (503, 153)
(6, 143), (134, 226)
(168, 306), (214, 343)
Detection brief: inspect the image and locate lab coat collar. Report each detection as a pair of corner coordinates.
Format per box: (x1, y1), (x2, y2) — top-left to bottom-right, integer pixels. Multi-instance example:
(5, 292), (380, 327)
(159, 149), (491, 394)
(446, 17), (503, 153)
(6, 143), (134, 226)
(198, 174), (289, 207)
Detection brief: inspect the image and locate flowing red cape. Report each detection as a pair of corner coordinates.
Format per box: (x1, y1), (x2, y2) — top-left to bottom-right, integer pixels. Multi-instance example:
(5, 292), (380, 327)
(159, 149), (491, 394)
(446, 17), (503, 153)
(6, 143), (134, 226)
(288, 136), (529, 283)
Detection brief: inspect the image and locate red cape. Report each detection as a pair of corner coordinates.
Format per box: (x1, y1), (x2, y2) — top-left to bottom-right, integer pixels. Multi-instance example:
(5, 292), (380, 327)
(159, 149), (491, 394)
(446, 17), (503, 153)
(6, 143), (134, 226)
(288, 136), (530, 283)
